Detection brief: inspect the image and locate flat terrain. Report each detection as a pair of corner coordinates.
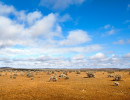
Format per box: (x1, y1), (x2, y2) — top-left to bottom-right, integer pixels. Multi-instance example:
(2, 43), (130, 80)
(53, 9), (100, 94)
(0, 71), (130, 100)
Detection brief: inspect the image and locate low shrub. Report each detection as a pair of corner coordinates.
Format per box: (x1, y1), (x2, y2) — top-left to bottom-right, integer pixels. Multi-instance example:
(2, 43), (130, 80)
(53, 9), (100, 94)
(76, 71), (81, 74)
(108, 74), (114, 78)
(113, 74), (122, 81)
(49, 76), (57, 82)
(114, 82), (119, 86)
(26, 72), (34, 78)
(86, 72), (95, 78)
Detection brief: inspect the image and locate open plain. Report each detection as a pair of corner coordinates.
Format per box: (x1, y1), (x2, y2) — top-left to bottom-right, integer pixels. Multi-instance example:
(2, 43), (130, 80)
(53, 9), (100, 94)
(0, 69), (130, 100)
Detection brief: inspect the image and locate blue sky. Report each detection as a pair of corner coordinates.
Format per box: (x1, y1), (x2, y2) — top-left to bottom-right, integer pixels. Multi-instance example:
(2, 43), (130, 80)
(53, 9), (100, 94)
(0, 0), (130, 68)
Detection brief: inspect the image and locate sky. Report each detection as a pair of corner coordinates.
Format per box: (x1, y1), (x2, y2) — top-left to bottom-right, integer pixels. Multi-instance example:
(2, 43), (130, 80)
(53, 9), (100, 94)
(0, 0), (130, 68)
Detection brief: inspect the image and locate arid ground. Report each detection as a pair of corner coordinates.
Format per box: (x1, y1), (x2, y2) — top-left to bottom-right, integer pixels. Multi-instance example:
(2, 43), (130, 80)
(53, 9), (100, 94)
(0, 69), (130, 100)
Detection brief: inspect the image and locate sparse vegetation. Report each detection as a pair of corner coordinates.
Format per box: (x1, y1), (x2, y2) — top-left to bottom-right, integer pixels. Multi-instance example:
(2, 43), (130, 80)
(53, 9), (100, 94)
(113, 74), (122, 81)
(26, 72), (34, 78)
(65, 76), (69, 79)
(108, 74), (114, 78)
(59, 74), (69, 80)
(59, 74), (67, 78)
(114, 82), (119, 86)
(31, 77), (34, 80)
(47, 71), (51, 75)
(76, 70), (81, 74)
(86, 72), (95, 78)
(0, 68), (129, 100)
(63, 71), (68, 75)
(49, 75), (57, 82)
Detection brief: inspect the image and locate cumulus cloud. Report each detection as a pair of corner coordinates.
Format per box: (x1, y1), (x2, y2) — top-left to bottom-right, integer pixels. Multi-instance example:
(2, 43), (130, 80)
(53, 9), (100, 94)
(59, 30), (91, 46)
(0, 2), (129, 69)
(72, 54), (85, 60)
(2, 2), (128, 69)
(123, 53), (130, 58)
(0, 2), (16, 15)
(0, 53), (130, 68)
(40, 0), (85, 10)
(89, 52), (107, 60)
(0, 2), (102, 64)
(0, 2), (62, 48)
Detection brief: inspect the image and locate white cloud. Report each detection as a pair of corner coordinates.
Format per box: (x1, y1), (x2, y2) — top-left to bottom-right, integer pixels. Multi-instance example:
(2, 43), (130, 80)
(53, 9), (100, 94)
(0, 2), (63, 48)
(113, 39), (130, 45)
(0, 2), (16, 15)
(59, 14), (72, 22)
(59, 30), (91, 46)
(123, 53), (130, 58)
(102, 25), (119, 36)
(113, 40), (124, 45)
(40, 0), (85, 10)
(27, 13), (62, 38)
(107, 29), (116, 35)
(20, 11), (42, 25)
(89, 52), (107, 60)
(3, 2), (127, 68)
(0, 3), (102, 62)
(104, 24), (111, 29)
(1, 53), (130, 68)
(72, 54), (85, 60)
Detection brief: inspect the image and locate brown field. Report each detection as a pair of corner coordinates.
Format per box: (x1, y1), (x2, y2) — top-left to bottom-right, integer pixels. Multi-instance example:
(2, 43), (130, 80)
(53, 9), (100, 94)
(0, 69), (130, 100)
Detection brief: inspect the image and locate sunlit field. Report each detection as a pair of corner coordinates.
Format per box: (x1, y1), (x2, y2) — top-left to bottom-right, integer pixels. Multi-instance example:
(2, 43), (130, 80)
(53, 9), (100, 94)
(0, 69), (130, 100)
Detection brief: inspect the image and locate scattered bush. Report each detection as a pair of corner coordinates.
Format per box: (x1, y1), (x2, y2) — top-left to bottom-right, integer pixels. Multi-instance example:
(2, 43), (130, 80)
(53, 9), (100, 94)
(59, 74), (69, 80)
(107, 70), (114, 74)
(49, 76), (57, 82)
(10, 75), (16, 79)
(113, 74), (122, 81)
(63, 71), (68, 75)
(21, 73), (24, 76)
(59, 74), (67, 78)
(10, 75), (12, 78)
(26, 72), (34, 78)
(76, 71), (81, 74)
(47, 71), (51, 75)
(65, 76), (69, 80)
(51, 71), (55, 74)
(69, 71), (72, 73)
(31, 77), (34, 80)
(114, 82), (119, 86)
(86, 72), (95, 78)
(13, 75), (16, 79)
(12, 72), (18, 76)
(108, 74), (114, 78)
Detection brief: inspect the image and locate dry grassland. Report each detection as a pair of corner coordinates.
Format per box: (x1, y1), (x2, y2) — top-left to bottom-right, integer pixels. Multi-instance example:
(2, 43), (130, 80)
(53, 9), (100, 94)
(0, 70), (130, 100)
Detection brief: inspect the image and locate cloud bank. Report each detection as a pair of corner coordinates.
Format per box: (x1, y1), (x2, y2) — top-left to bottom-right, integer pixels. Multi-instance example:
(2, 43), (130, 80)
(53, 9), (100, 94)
(0, 2), (129, 68)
